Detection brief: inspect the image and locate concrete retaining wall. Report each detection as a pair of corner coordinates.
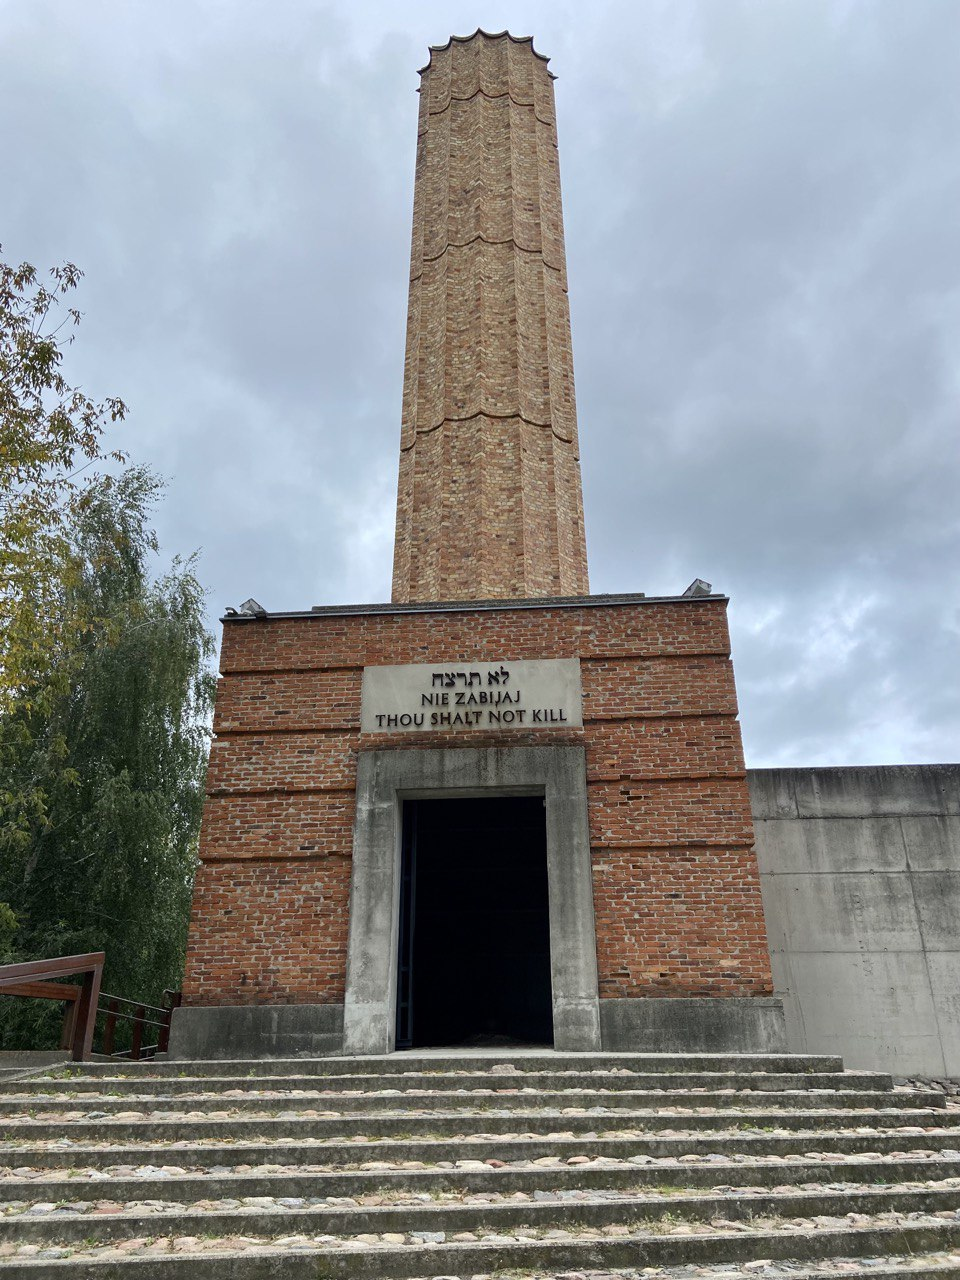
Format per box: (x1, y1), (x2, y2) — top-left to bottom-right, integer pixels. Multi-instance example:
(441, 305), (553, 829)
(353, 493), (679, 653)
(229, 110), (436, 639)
(750, 765), (960, 1077)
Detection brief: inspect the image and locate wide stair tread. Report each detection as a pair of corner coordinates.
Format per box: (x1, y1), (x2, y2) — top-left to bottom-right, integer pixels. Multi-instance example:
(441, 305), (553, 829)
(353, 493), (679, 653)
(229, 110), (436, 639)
(0, 1069), (895, 1095)
(0, 1052), (954, 1276)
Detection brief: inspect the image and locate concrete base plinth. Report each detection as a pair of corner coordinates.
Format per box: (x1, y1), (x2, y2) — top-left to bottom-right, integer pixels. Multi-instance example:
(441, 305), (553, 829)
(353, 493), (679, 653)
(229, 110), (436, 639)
(600, 997), (787, 1053)
(169, 999), (786, 1058)
(168, 1004), (344, 1060)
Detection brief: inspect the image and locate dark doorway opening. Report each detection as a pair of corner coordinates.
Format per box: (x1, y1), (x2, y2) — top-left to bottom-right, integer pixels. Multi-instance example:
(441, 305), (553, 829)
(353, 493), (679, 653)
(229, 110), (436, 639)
(396, 795), (553, 1049)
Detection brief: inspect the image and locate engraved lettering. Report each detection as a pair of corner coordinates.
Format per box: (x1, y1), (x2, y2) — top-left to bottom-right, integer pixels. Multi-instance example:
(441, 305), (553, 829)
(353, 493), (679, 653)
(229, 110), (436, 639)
(364, 659), (581, 734)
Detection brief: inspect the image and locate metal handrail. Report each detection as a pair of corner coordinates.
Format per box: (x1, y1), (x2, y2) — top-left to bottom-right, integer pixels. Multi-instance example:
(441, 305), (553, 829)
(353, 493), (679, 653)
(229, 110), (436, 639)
(98, 991), (181, 1058)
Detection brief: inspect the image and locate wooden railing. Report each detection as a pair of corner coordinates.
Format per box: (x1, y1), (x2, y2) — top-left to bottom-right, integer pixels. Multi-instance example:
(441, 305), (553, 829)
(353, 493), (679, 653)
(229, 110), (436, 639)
(0, 952), (104, 1060)
(98, 991), (181, 1059)
(0, 953), (180, 1061)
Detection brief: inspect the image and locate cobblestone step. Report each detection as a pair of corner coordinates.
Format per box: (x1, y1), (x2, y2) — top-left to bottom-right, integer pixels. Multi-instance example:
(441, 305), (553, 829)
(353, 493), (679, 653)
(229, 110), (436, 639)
(3, 1153), (958, 1200)
(7, 1136), (960, 1172)
(12, 1135), (960, 1172)
(42, 1053), (850, 1077)
(0, 1070), (891, 1096)
(4, 1128), (960, 1168)
(4, 1217), (960, 1277)
(1, 1089), (941, 1117)
(2, 1107), (955, 1146)
(397, 1260), (960, 1280)
(3, 1183), (960, 1245)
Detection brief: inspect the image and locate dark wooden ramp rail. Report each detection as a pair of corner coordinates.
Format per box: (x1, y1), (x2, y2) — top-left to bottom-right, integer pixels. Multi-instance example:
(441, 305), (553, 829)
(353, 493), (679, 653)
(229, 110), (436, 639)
(0, 952), (104, 1060)
(0, 954), (181, 1061)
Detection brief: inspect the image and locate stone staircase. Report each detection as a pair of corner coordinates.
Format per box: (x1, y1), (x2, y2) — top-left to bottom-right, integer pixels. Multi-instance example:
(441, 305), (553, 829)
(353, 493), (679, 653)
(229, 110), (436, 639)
(1, 1051), (959, 1278)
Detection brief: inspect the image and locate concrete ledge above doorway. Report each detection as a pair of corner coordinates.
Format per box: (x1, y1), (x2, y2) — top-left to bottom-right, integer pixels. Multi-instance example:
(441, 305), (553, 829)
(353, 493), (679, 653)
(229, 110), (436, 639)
(600, 997), (787, 1053)
(343, 745), (601, 1056)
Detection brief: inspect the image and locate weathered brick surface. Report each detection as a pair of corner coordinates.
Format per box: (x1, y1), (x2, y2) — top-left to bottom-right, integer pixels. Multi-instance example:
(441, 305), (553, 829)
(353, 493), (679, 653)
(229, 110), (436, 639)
(585, 717), (745, 780)
(182, 597), (773, 1007)
(214, 670), (360, 733)
(207, 734), (358, 795)
(217, 602), (733, 673)
(588, 778), (754, 847)
(592, 845), (773, 998)
(392, 32), (589, 602)
(200, 793), (355, 860)
(583, 656), (740, 719)
(186, 859), (351, 1004)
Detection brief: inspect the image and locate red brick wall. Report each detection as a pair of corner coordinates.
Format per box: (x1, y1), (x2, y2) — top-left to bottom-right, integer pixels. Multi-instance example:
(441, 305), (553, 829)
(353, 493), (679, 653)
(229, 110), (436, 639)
(182, 598), (773, 1006)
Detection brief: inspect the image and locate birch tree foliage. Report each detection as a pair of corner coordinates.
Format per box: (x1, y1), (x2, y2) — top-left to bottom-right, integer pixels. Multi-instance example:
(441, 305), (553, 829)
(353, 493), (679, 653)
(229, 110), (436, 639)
(0, 252), (216, 1046)
(0, 250), (126, 712)
(0, 468), (216, 1047)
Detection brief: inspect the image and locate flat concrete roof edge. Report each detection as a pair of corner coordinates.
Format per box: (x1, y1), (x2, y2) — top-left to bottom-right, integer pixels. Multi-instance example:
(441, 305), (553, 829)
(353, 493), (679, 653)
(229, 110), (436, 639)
(221, 591), (729, 623)
(748, 762), (960, 774)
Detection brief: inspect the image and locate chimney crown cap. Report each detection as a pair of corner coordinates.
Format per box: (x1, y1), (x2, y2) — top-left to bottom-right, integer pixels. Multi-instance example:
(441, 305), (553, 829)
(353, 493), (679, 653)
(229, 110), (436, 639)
(418, 29), (554, 78)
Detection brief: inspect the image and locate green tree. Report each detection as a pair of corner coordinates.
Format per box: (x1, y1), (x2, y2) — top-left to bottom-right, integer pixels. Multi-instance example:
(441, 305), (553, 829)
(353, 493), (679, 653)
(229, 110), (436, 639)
(0, 249), (126, 713)
(0, 468), (215, 1048)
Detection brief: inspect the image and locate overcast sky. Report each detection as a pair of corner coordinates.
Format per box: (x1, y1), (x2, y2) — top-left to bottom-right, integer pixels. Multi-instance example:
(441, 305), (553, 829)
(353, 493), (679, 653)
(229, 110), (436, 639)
(2, 0), (957, 767)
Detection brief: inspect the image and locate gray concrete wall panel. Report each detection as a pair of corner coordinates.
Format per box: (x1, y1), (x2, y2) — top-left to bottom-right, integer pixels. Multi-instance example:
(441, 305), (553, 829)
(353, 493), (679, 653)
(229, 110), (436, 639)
(902, 816), (960, 870)
(762, 872), (924, 953)
(775, 951), (944, 1074)
(914, 873), (960, 950)
(928, 953), (960, 1070)
(793, 765), (958, 819)
(753, 816), (908, 874)
(750, 765), (960, 1077)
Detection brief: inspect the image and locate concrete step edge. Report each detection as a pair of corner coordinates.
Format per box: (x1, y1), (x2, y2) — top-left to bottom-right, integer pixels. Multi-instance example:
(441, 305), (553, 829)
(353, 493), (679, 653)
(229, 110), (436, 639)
(0, 1081), (910, 1106)
(4, 1133), (960, 1170)
(6, 1071), (893, 1095)
(4, 1184), (960, 1245)
(48, 1053), (849, 1074)
(3, 1155), (960, 1203)
(4, 1218), (960, 1278)
(3, 1110), (957, 1143)
(2, 1090), (947, 1115)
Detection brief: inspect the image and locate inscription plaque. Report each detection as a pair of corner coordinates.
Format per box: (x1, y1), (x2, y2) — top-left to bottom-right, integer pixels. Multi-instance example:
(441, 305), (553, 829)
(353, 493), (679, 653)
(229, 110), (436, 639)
(360, 658), (583, 734)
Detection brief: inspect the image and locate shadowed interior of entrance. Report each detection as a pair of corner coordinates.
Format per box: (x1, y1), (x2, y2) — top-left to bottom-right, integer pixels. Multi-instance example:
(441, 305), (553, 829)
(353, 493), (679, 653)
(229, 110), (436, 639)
(396, 796), (553, 1049)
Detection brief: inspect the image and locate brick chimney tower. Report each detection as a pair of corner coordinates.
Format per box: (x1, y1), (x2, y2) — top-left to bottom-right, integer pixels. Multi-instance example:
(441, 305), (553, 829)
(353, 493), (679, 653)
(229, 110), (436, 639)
(391, 31), (590, 603)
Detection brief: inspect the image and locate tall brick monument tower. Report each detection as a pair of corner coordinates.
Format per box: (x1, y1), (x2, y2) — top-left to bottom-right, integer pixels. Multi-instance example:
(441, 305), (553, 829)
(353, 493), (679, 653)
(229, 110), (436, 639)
(172, 32), (785, 1059)
(393, 33), (587, 602)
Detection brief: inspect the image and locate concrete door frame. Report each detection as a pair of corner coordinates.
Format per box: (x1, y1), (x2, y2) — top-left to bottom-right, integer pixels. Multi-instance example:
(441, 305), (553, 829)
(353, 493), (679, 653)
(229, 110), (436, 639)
(342, 744), (601, 1054)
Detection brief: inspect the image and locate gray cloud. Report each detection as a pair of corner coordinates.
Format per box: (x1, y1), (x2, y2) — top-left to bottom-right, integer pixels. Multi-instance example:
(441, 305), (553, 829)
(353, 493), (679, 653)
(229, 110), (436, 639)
(2, 0), (957, 765)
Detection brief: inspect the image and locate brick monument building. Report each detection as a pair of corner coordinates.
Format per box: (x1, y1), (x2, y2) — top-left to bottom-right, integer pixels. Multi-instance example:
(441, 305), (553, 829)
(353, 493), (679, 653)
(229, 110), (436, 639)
(171, 31), (785, 1059)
